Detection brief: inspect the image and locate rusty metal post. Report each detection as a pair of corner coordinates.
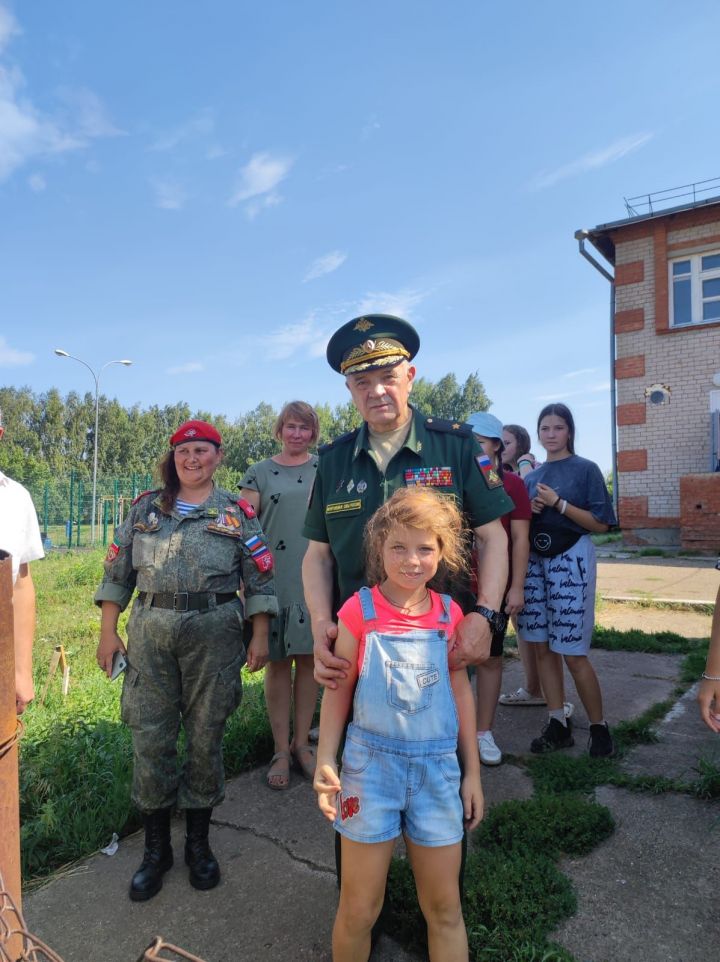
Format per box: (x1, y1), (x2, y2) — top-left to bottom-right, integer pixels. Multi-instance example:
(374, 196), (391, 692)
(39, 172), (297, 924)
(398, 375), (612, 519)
(0, 550), (21, 960)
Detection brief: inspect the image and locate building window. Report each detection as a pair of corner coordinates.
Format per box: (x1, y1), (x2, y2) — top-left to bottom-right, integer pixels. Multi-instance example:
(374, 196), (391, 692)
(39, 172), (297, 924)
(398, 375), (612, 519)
(670, 251), (720, 326)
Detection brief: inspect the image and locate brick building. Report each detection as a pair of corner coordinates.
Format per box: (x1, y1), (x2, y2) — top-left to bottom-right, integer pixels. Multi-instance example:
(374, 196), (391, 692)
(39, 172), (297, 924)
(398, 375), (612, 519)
(579, 187), (720, 551)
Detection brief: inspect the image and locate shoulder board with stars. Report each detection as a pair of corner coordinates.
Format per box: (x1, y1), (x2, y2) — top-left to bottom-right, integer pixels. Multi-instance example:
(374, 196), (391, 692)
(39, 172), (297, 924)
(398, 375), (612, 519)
(423, 417), (472, 438)
(318, 428), (360, 455)
(131, 488), (161, 505)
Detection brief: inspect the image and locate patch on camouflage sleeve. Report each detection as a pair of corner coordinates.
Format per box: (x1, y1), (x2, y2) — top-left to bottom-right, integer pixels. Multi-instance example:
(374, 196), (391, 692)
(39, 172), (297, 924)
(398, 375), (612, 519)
(475, 454), (504, 489)
(105, 542), (121, 562)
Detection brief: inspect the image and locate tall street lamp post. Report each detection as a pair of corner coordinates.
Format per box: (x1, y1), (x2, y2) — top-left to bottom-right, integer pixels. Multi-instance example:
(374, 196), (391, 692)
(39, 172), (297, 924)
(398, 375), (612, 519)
(54, 350), (133, 544)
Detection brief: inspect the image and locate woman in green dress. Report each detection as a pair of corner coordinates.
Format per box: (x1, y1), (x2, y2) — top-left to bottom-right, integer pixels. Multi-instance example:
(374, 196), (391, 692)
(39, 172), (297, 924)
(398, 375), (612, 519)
(239, 401), (320, 789)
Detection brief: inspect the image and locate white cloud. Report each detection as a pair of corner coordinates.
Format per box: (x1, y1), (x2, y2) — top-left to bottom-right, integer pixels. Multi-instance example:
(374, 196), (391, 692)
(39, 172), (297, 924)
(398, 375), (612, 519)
(361, 114), (380, 140)
(27, 172), (46, 192)
(303, 250), (347, 282)
(0, 12), (121, 183)
(228, 151), (293, 212)
(257, 315), (328, 361)
(0, 335), (33, 366)
(531, 132), (654, 190)
(562, 367), (601, 380)
(55, 86), (124, 138)
(535, 381), (610, 401)
(152, 178), (187, 210)
(354, 288), (428, 320)
(150, 109), (214, 152)
(166, 361), (204, 375)
(0, 5), (19, 54)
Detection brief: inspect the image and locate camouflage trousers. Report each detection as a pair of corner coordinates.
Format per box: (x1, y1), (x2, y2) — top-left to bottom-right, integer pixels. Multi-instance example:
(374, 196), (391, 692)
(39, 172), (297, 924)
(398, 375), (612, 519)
(121, 596), (245, 812)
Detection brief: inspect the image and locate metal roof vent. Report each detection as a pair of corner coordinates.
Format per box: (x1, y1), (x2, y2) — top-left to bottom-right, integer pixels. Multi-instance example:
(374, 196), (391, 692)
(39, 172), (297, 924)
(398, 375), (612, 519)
(644, 383), (671, 405)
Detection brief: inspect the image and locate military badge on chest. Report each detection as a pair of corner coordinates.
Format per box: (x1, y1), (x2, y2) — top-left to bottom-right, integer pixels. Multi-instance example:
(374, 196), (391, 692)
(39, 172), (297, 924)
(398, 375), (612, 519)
(404, 466), (453, 487)
(132, 512), (161, 534)
(207, 511), (242, 537)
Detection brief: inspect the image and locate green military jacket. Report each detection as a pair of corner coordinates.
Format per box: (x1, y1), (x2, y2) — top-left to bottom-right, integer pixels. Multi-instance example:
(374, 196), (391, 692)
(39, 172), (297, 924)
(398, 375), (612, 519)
(94, 486), (278, 618)
(302, 407), (513, 605)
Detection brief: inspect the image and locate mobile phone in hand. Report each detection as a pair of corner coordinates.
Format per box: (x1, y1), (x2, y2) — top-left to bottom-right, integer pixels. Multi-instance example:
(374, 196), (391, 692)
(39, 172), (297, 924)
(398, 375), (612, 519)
(110, 650), (127, 681)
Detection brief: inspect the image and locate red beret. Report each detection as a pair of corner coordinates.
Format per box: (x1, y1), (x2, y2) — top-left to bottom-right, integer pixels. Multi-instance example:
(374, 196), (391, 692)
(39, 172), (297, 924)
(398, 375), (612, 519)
(170, 420), (222, 447)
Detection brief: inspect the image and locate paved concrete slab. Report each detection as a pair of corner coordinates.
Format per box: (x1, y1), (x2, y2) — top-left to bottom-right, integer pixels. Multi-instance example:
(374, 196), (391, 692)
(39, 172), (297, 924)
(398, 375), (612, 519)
(596, 558), (718, 605)
(553, 786), (719, 962)
(493, 652), (682, 759)
(22, 644), (717, 962)
(24, 814), (417, 962)
(622, 683), (720, 783)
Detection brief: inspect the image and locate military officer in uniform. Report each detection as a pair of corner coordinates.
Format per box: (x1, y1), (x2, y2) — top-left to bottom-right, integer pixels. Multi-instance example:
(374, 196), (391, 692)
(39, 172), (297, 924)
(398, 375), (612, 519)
(302, 314), (512, 685)
(95, 420), (277, 901)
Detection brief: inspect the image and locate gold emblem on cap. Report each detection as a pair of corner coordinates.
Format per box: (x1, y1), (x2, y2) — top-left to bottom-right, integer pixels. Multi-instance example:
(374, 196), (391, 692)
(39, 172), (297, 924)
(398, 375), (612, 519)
(362, 339), (376, 351)
(452, 423), (460, 430)
(353, 317), (374, 332)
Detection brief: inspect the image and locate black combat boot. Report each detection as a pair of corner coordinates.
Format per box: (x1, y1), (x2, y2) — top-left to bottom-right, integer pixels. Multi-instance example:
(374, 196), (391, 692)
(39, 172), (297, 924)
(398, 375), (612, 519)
(129, 808), (174, 901)
(185, 808), (220, 890)
(530, 717), (575, 754)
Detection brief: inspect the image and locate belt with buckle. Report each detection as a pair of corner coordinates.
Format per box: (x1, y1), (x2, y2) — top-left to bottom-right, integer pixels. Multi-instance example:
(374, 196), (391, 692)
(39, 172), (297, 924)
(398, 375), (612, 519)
(140, 591), (238, 612)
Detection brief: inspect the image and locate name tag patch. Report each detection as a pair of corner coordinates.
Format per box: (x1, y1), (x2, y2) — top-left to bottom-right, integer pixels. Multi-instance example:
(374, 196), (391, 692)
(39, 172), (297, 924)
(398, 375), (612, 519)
(417, 669), (440, 689)
(325, 499), (362, 515)
(404, 467), (453, 487)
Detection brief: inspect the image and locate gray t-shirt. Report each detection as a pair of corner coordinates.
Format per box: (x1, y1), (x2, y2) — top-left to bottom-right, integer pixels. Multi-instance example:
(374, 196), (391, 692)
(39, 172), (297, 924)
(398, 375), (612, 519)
(524, 455), (616, 534)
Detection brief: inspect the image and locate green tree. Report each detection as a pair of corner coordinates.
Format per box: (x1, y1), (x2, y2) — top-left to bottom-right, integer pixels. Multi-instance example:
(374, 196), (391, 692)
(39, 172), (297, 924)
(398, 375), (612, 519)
(411, 371), (490, 421)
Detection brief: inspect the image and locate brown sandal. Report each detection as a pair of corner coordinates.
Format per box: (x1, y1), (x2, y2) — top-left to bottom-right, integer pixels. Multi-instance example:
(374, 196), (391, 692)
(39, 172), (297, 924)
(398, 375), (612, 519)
(266, 750), (291, 791)
(291, 744), (317, 780)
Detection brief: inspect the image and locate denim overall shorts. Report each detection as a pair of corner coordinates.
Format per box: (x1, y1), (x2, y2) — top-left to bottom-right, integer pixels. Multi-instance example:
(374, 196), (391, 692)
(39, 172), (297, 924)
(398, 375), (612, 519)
(335, 587), (464, 847)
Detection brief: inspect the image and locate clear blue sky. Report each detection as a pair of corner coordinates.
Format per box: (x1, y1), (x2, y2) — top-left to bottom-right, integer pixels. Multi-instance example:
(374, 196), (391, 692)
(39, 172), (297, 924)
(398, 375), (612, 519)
(2, 0), (720, 472)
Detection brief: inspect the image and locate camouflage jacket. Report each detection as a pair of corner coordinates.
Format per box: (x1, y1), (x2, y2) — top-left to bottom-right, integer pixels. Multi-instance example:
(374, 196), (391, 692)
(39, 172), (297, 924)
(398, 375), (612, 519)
(94, 486), (278, 618)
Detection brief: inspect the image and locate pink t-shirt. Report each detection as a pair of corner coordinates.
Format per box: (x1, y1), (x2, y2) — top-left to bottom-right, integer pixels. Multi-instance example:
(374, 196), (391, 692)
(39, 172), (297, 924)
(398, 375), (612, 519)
(338, 585), (464, 672)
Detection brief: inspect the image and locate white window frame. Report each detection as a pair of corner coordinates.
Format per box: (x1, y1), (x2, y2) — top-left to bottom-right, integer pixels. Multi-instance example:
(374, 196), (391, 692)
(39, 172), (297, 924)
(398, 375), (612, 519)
(669, 249), (720, 328)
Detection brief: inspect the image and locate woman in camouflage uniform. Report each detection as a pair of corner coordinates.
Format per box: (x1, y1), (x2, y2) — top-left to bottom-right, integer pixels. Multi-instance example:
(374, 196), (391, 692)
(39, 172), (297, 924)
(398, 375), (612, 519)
(95, 420), (277, 901)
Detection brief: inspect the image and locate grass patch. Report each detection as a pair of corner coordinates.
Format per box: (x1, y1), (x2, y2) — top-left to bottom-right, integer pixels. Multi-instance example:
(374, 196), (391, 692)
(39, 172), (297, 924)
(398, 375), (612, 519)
(692, 757), (720, 800)
(388, 797), (613, 960)
(20, 549), (276, 882)
(591, 532), (623, 546)
(591, 624), (701, 654)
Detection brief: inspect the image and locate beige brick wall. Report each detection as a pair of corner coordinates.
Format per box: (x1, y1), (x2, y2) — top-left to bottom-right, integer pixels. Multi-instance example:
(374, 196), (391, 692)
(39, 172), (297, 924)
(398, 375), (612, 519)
(614, 220), (720, 520)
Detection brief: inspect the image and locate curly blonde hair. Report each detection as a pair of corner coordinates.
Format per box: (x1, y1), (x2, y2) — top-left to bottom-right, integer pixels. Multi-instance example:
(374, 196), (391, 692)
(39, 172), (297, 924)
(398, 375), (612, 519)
(364, 488), (468, 587)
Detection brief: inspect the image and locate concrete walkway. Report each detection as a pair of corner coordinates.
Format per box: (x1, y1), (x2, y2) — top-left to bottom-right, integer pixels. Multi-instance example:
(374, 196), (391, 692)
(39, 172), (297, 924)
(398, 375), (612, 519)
(24, 651), (719, 962)
(597, 556), (718, 606)
(22, 558), (720, 962)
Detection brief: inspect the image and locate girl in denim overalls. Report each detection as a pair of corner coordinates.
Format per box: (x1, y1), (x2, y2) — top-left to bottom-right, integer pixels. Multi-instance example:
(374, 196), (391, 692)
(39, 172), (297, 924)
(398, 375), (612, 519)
(315, 488), (483, 962)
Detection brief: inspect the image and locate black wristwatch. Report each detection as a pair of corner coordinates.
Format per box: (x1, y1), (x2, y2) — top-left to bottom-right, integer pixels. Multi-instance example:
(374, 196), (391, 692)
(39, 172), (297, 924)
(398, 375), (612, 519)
(473, 604), (508, 634)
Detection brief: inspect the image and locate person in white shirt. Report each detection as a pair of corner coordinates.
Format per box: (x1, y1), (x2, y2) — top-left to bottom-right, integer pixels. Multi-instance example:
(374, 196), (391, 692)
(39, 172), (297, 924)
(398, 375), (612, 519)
(0, 407), (44, 713)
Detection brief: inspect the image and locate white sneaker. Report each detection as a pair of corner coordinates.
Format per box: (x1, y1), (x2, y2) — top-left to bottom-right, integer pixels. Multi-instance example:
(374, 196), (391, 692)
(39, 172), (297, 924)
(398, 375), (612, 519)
(477, 731), (502, 766)
(564, 702), (575, 719)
